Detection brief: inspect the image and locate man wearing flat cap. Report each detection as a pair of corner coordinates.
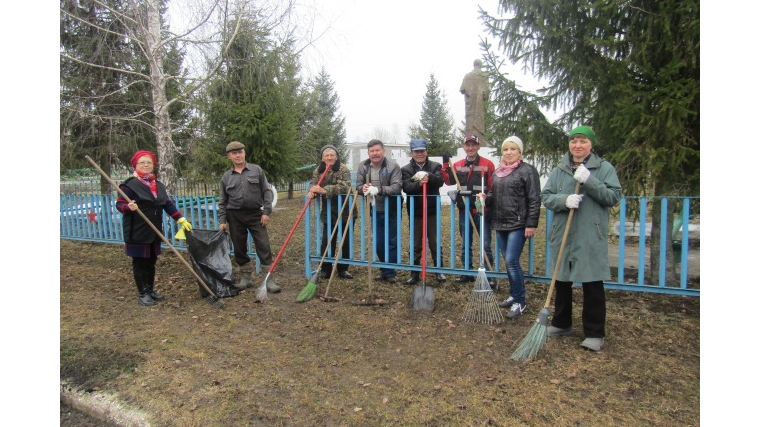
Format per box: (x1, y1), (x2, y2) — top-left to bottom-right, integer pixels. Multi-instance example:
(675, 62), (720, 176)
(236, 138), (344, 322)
(218, 141), (279, 292)
(401, 139), (446, 284)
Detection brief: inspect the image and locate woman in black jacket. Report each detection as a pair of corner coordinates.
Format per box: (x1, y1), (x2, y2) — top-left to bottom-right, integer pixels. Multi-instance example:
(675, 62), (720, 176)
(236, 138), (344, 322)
(116, 150), (192, 306)
(480, 136), (541, 318)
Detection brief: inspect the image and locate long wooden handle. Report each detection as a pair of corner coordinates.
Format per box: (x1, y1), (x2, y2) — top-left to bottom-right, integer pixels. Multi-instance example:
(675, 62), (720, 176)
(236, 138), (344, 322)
(315, 185), (351, 274)
(84, 155), (217, 297)
(542, 181), (582, 308)
(324, 186), (360, 297)
(365, 173), (373, 295)
(450, 162), (494, 271)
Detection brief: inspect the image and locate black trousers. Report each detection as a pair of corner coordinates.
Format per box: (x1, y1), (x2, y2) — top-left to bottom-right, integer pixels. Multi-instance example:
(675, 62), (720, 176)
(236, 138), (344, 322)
(226, 209), (273, 268)
(410, 215), (439, 271)
(551, 280), (606, 338)
(132, 256), (157, 293)
(320, 218), (355, 273)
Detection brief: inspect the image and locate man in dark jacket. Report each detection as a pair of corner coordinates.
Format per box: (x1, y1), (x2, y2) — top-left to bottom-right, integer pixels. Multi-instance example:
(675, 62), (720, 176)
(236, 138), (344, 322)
(401, 139), (446, 284)
(218, 141), (278, 292)
(442, 134), (496, 286)
(356, 139), (403, 283)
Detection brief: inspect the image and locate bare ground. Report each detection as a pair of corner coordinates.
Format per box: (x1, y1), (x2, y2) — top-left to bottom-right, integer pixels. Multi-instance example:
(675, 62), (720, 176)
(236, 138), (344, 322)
(60, 196), (700, 427)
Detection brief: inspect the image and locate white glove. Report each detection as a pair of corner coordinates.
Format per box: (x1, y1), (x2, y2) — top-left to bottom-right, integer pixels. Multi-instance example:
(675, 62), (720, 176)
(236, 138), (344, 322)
(565, 194), (584, 209)
(412, 171), (428, 181)
(574, 164), (590, 184)
(364, 186), (379, 197)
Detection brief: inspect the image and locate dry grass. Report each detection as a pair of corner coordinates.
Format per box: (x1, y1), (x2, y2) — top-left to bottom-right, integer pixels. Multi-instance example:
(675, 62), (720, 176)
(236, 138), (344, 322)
(60, 196), (699, 427)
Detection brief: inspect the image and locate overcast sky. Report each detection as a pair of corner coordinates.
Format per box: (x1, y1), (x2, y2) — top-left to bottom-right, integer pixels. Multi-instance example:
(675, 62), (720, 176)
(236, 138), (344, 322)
(299, 0), (546, 144)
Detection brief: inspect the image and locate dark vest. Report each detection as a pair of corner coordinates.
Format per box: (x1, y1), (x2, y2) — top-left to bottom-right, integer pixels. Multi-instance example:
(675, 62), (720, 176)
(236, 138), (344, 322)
(121, 177), (168, 244)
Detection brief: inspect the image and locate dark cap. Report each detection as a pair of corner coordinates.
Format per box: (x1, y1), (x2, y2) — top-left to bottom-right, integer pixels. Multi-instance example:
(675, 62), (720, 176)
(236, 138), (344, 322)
(464, 134), (480, 144)
(226, 141), (245, 153)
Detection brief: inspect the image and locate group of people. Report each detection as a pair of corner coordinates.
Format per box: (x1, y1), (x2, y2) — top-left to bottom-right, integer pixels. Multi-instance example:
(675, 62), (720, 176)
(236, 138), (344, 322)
(116, 125), (621, 352)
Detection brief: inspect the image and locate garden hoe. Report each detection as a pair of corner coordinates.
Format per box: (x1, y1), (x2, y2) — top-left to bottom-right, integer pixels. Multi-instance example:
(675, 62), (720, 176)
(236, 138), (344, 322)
(354, 173), (387, 306)
(85, 155), (224, 308)
(411, 181), (434, 311)
(321, 186), (361, 302)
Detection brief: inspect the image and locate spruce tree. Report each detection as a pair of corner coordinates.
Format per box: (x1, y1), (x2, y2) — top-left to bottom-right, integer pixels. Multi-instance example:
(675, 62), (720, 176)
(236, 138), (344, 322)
(409, 74), (457, 156)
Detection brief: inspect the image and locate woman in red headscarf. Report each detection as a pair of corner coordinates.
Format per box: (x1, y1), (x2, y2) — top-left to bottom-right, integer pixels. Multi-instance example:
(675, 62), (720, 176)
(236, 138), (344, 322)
(115, 150), (193, 306)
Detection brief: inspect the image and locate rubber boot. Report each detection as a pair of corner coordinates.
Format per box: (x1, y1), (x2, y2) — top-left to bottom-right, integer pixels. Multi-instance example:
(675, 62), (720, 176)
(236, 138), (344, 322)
(235, 263), (254, 289)
(262, 264), (281, 293)
(234, 272), (253, 290)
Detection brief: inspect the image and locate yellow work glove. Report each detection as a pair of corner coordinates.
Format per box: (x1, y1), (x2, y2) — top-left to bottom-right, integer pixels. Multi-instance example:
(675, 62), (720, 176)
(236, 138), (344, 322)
(175, 228), (186, 240)
(175, 218), (192, 240)
(178, 217), (193, 232)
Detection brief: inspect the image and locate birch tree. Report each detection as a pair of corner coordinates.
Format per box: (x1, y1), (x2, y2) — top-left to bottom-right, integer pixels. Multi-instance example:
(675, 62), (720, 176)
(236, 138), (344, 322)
(61, 0), (273, 191)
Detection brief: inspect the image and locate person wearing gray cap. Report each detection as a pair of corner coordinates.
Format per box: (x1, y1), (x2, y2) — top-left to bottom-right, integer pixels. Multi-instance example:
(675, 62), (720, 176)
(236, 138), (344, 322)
(218, 141), (279, 293)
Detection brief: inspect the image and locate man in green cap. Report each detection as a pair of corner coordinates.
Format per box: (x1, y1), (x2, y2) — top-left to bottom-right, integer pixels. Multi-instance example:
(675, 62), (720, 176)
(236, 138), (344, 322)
(539, 126), (622, 352)
(218, 141), (279, 292)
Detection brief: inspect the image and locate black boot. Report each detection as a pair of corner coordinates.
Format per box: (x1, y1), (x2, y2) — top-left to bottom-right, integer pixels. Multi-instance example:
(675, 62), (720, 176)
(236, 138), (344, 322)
(148, 282), (164, 301)
(137, 283), (155, 306)
(405, 272), (420, 286)
(146, 261), (163, 300)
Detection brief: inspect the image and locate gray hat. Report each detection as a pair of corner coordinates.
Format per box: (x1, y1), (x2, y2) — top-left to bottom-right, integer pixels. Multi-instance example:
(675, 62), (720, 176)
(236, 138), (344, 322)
(410, 139), (427, 151)
(320, 144), (339, 159)
(226, 141), (245, 153)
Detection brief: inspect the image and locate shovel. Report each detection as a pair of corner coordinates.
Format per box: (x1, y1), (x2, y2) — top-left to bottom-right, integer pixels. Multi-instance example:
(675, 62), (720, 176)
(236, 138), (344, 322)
(412, 181), (434, 311)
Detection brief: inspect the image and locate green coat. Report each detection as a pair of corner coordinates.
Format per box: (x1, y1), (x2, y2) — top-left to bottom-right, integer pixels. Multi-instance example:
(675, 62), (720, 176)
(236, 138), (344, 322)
(540, 152), (622, 282)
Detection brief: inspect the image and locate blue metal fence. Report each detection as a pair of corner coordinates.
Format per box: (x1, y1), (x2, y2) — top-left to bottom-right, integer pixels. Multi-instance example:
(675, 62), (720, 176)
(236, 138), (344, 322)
(60, 191), (700, 297)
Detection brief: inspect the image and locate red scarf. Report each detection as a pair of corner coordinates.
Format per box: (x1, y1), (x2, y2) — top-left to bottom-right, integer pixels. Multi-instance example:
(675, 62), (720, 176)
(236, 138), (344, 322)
(495, 160), (521, 177)
(134, 170), (157, 197)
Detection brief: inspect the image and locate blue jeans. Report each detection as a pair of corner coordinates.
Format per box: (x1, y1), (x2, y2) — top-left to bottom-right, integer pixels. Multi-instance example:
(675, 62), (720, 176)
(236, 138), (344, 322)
(374, 210), (398, 278)
(495, 229), (527, 304)
(458, 210), (494, 270)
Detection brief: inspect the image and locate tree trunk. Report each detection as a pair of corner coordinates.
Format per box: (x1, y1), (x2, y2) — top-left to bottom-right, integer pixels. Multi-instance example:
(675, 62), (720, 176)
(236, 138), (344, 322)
(98, 146), (111, 194)
(143, 0), (177, 193)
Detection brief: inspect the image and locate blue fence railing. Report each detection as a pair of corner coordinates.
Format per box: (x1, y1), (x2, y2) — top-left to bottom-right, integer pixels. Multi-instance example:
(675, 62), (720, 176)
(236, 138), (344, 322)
(60, 192), (700, 297)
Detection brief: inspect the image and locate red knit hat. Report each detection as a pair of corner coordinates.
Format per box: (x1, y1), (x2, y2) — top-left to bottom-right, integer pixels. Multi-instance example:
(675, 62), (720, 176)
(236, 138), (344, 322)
(131, 150), (157, 168)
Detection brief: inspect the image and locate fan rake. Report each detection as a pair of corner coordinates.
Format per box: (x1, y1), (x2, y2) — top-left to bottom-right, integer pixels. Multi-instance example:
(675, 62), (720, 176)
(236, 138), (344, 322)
(461, 167), (502, 324)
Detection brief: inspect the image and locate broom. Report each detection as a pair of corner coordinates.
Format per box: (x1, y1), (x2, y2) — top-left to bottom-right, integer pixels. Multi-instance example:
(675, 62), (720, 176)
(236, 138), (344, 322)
(85, 155), (224, 308)
(462, 167), (503, 324)
(510, 182), (581, 361)
(256, 165), (330, 302)
(296, 185), (351, 303)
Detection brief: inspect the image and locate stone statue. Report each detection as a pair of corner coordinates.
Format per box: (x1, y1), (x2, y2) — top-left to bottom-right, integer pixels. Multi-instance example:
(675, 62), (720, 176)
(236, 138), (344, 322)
(460, 59), (489, 142)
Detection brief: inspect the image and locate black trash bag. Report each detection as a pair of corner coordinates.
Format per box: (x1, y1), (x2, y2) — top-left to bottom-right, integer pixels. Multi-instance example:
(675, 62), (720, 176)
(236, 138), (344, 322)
(185, 229), (238, 298)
